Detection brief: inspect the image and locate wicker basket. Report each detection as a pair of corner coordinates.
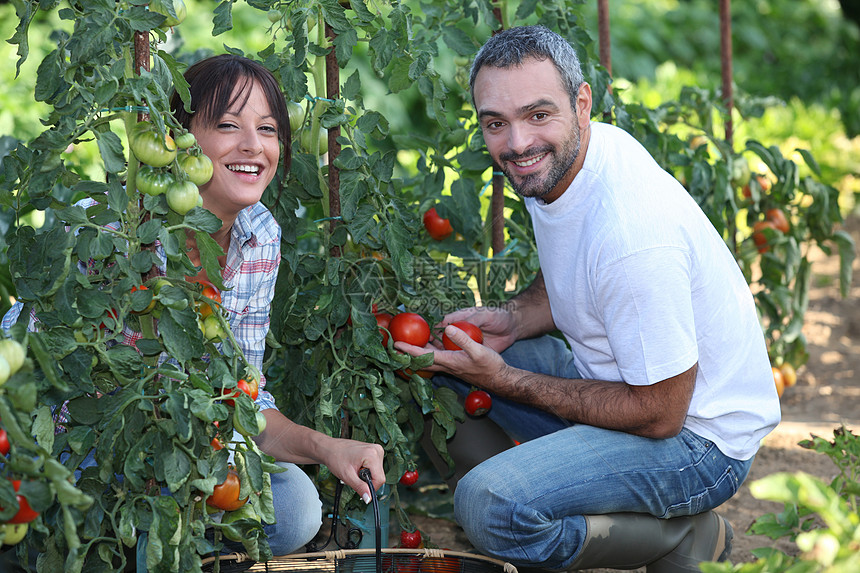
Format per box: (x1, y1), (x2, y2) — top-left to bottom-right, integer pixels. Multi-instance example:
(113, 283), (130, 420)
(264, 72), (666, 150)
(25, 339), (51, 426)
(201, 548), (518, 573)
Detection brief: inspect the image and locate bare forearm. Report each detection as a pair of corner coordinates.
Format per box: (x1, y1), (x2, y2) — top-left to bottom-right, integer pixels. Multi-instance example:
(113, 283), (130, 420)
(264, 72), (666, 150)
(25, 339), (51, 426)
(506, 270), (556, 340)
(491, 363), (696, 439)
(255, 410), (331, 464)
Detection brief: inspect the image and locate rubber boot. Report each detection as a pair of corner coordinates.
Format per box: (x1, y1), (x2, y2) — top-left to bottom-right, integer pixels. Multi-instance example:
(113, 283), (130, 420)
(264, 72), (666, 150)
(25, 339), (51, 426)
(566, 511), (733, 572)
(420, 403), (515, 493)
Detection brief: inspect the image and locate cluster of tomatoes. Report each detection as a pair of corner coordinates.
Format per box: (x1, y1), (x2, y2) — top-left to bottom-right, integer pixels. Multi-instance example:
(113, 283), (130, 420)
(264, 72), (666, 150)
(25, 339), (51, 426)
(771, 362), (797, 398)
(752, 206), (791, 254)
(131, 121), (213, 216)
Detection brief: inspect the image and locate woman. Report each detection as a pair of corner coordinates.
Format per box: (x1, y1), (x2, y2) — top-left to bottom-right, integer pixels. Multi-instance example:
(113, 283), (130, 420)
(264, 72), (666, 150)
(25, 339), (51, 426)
(170, 54), (385, 554)
(0, 55), (385, 558)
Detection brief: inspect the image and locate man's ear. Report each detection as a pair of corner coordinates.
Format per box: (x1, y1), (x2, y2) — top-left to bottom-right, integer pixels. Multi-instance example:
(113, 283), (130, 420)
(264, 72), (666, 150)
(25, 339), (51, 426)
(576, 83), (593, 129)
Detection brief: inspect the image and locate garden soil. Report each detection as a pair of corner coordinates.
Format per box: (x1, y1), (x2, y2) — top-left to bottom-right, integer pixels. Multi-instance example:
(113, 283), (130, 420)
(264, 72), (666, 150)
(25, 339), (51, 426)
(403, 213), (860, 572)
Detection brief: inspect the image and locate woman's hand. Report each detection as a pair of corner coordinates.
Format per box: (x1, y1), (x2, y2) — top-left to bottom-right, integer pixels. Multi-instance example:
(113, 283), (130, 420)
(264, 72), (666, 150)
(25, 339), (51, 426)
(319, 439), (386, 503)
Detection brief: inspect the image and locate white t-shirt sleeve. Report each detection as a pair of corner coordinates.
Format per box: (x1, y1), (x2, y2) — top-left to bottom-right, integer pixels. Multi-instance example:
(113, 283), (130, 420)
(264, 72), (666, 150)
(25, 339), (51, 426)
(595, 246), (699, 386)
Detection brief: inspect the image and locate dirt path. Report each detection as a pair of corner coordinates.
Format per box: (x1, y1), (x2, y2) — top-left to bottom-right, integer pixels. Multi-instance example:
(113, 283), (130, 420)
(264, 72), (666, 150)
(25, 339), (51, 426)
(408, 213), (860, 570)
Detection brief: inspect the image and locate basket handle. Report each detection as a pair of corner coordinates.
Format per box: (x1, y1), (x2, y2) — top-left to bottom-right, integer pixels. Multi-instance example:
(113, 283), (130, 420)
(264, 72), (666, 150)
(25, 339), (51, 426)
(358, 468), (382, 573)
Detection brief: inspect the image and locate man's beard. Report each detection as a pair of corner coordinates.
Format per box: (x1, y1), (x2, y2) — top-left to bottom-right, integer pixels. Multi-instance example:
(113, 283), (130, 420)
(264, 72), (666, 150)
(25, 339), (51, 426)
(499, 125), (581, 199)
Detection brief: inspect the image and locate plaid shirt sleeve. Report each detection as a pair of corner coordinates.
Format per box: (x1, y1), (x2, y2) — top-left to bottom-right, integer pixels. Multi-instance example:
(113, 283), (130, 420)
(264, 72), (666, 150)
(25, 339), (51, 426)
(219, 203), (281, 411)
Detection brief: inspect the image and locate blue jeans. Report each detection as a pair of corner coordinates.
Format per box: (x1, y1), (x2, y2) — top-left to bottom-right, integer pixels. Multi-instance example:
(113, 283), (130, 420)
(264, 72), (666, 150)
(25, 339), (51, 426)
(435, 336), (753, 570)
(265, 461), (322, 555)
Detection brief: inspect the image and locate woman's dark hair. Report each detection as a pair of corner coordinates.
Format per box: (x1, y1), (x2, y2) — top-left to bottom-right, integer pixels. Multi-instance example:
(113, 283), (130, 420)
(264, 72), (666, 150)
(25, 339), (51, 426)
(170, 54), (291, 172)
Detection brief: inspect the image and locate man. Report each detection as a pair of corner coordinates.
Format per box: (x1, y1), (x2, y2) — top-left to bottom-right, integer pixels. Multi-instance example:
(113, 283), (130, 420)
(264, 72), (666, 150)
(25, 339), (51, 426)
(397, 25), (780, 572)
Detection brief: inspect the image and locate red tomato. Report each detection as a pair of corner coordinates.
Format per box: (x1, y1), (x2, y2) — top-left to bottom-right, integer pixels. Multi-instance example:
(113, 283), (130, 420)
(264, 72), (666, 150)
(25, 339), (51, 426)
(206, 469), (248, 512)
(388, 313), (430, 347)
(239, 378), (258, 401)
(6, 481), (39, 524)
(442, 321), (484, 351)
(376, 312), (393, 346)
(0, 428), (9, 457)
(752, 220), (777, 253)
(399, 470), (419, 486)
(188, 278), (221, 318)
(766, 208), (790, 234)
(400, 529), (422, 548)
(221, 380), (254, 406)
(423, 207), (453, 241)
(465, 390), (492, 417)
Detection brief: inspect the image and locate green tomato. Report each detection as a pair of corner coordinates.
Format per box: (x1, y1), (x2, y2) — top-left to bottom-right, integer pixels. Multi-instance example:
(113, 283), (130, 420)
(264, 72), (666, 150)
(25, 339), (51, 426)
(731, 155), (751, 188)
(177, 151), (214, 186)
(233, 410), (267, 437)
(287, 101), (304, 134)
(130, 122), (177, 168)
(173, 131), (196, 149)
(221, 504), (262, 542)
(136, 165), (175, 196)
(266, 9), (281, 23)
(166, 180), (200, 215)
(0, 339), (24, 376)
(1, 523), (27, 546)
(201, 315), (227, 342)
(149, 0), (187, 28)
(300, 126), (328, 155)
(0, 356), (9, 388)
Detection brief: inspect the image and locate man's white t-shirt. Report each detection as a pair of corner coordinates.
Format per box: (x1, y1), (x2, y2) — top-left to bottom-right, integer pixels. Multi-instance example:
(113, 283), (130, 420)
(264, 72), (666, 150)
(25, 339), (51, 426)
(524, 121), (780, 460)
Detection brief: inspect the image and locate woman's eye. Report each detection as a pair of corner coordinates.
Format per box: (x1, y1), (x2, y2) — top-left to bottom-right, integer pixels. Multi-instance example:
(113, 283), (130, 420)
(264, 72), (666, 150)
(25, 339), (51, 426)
(260, 125), (277, 134)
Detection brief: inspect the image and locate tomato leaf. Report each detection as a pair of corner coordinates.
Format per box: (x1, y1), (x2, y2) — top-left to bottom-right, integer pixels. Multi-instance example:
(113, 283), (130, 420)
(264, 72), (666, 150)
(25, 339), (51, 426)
(95, 130), (126, 174)
(161, 447), (192, 492)
(158, 307), (204, 364)
(194, 231), (227, 292)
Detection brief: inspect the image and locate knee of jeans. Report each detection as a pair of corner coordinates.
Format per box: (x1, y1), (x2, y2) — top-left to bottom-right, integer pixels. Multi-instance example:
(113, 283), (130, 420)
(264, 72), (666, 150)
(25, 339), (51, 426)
(265, 463), (323, 555)
(454, 469), (512, 551)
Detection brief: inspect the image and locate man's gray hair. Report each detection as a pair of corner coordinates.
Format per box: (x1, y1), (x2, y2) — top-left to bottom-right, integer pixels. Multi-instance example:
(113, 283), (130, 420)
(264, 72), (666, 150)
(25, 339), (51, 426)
(469, 25), (584, 111)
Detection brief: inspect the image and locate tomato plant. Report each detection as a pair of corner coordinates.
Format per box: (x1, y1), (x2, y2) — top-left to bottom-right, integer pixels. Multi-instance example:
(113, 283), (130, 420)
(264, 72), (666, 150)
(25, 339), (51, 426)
(389, 313), (431, 347)
(423, 207), (454, 241)
(465, 390), (492, 417)
(442, 321), (483, 351)
(207, 469), (248, 512)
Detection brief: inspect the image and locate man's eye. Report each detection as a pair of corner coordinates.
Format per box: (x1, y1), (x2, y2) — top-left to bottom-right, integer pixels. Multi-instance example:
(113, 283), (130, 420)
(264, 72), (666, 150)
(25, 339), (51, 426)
(533, 112), (548, 121)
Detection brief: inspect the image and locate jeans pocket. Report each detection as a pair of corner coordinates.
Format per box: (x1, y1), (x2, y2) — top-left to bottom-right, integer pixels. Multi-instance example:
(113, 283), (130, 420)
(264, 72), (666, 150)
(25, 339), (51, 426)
(664, 431), (744, 517)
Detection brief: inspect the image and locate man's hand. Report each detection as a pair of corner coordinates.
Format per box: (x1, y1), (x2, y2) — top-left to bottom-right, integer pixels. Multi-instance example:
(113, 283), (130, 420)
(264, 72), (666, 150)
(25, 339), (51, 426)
(395, 320), (510, 390)
(439, 306), (519, 354)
